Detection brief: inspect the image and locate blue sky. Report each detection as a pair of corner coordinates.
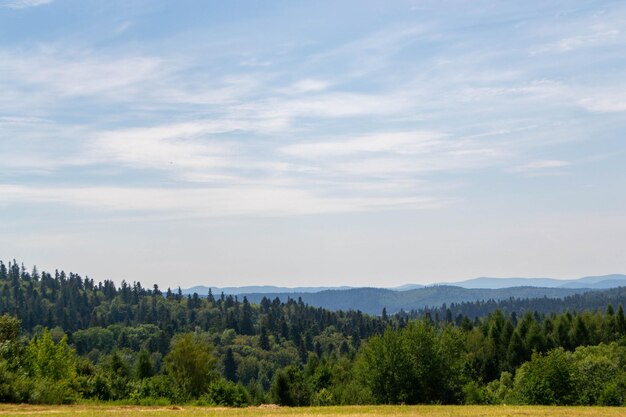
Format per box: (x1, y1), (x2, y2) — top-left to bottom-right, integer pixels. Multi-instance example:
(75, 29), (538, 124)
(1, 0), (625, 288)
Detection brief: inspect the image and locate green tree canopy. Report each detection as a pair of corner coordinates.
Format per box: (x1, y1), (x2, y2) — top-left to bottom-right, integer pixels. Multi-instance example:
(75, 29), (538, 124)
(165, 333), (216, 399)
(26, 329), (76, 381)
(356, 320), (465, 404)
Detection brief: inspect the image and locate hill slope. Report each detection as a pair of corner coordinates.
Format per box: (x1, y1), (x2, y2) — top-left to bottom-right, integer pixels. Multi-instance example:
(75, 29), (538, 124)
(452, 274), (626, 289)
(239, 286), (594, 315)
(183, 274), (626, 296)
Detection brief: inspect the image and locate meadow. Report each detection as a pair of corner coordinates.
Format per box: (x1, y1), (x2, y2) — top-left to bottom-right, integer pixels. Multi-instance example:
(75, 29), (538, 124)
(0, 405), (624, 417)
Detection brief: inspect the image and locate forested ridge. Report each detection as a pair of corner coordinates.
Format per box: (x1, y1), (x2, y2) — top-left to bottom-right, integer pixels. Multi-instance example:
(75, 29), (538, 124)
(407, 286), (626, 320)
(1, 260), (626, 406)
(239, 285), (594, 315)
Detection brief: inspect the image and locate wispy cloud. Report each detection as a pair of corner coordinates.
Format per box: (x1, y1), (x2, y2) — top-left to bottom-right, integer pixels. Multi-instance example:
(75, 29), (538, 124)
(1, 0), (52, 9)
(287, 79), (331, 94)
(0, 48), (163, 97)
(0, 184), (441, 216)
(578, 91), (626, 113)
(531, 24), (621, 55)
(237, 90), (414, 123)
(281, 131), (446, 158)
(310, 25), (426, 76)
(2, 1), (625, 220)
(511, 159), (571, 174)
(87, 122), (241, 183)
(2, 1), (626, 285)
(282, 131), (505, 179)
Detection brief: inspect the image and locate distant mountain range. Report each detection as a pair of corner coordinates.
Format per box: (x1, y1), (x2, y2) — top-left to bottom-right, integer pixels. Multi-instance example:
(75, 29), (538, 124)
(183, 274), (626, 295)
(239, 286), (603, 315)
(183, 285), (354, 295)
(180, 274), (626, 315)
(447, 274), (626, 289)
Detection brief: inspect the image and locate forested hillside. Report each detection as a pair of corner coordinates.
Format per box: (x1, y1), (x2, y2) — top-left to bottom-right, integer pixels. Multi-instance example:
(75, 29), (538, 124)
(1, 260), (626, 407)
(409, 287), (626, 320)
(0, 260), (383, 340)
(240, 286), (595, 315)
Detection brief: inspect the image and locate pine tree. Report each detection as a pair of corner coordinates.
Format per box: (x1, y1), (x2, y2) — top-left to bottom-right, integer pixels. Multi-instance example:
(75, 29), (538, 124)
(240, 297), (254, 335)
(135, 349), (154, 379)
(259, 326), (270, 350)
(572, 315), (590, 347)
(223, 347), (238, 382)
(617, 304), (626, 335)
(506, 330), (526, 370)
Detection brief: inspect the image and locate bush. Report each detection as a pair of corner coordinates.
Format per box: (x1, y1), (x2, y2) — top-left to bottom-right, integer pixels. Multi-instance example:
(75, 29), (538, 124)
(135, 375), (181, 403)
(597, 373), (626, 406)
(270, 366), (312, 406)
(571, 343), (626, 405)
(0, 361), (31, 403)
(90, 373), (112, 400)
(311, 388), (334, 406)
(599, 382), (624, 406)
(573, 353), (618, 404)
(29, 378), (77, 404)
(463, 381), (488, 405)
(355, 321), (465, 404)
(165, 333), (217, 400)
(514, 349), (574, 405)
(484, 371), (515, 404)
(198, 379), (250, 407)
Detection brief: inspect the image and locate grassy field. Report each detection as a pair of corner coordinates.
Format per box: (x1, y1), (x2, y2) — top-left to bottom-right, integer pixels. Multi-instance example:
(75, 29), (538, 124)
(0, 405), (624, 417)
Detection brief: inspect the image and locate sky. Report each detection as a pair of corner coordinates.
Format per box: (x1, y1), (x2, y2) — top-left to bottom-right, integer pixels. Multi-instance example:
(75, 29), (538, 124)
(1, 0), (625, 289)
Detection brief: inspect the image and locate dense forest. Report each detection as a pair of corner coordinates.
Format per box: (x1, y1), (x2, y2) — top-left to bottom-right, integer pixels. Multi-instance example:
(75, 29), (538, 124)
(1, 260), (626, 406)
(238, 285), (593, 315)
(407, 286), (626, 320)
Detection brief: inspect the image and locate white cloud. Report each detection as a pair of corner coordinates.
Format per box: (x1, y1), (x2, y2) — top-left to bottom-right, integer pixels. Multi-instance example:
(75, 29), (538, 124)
(288, 79), (331, 94)
(87, 120), (293, 183)
(93, 131), (230, 170)
(531, 24), (621, 54)
(0, 115), (50, 125)
(114, 21), (132, 35)
(239, 90), (413, 123)
(512, 159), (571, 173)
(0, 184), (441, 216)
(578, 92), (626, 113)
(456, 81), (565, 103)
(0, 49), (162, 97)
(281, 131), (504, 178)
(2, 4), (623, 221)
(310, 25), (425, 76)
(1, 0), (52, 9)
(282, 131), (446, 158)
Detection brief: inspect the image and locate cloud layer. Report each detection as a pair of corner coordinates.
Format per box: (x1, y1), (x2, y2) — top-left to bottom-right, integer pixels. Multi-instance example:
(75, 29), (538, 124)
(1, 1), (626, 285)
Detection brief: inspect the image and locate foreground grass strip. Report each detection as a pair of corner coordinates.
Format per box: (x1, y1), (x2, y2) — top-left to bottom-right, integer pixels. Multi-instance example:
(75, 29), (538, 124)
(0, 405), (625, 417)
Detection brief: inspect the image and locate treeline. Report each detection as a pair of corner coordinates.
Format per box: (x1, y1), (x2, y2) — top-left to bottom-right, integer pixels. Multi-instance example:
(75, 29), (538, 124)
(407, 287), (626, 322)
(359, 318), (626, 406)
(0, 260), (386, 342)
(1, 260), (626, 406)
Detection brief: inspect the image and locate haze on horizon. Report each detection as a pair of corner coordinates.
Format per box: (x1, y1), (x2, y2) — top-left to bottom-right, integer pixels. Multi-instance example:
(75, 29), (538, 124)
(1, 0), (625, 289)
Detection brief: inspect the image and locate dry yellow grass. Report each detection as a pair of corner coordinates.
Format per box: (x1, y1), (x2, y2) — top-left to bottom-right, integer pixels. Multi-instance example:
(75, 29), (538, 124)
(0, 405), (624, 417)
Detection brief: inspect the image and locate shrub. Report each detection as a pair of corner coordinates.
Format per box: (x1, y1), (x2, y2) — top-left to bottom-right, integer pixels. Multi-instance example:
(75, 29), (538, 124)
(463, 381), (488, 405)
(0, 361), (31, 403)
(514, 349), (574, 405)
(311, 388), (335, 406)
(270, 366), (312, 406)
(355, 321), (465, 404)
(29, 378), (77, 404)
(198, 379), (250, 407)
(484, 371), (515, 404)
(135, 375), (181, 403)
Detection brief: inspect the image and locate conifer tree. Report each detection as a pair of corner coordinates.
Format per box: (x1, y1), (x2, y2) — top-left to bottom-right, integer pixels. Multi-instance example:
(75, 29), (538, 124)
(223, 347), (238, 382)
